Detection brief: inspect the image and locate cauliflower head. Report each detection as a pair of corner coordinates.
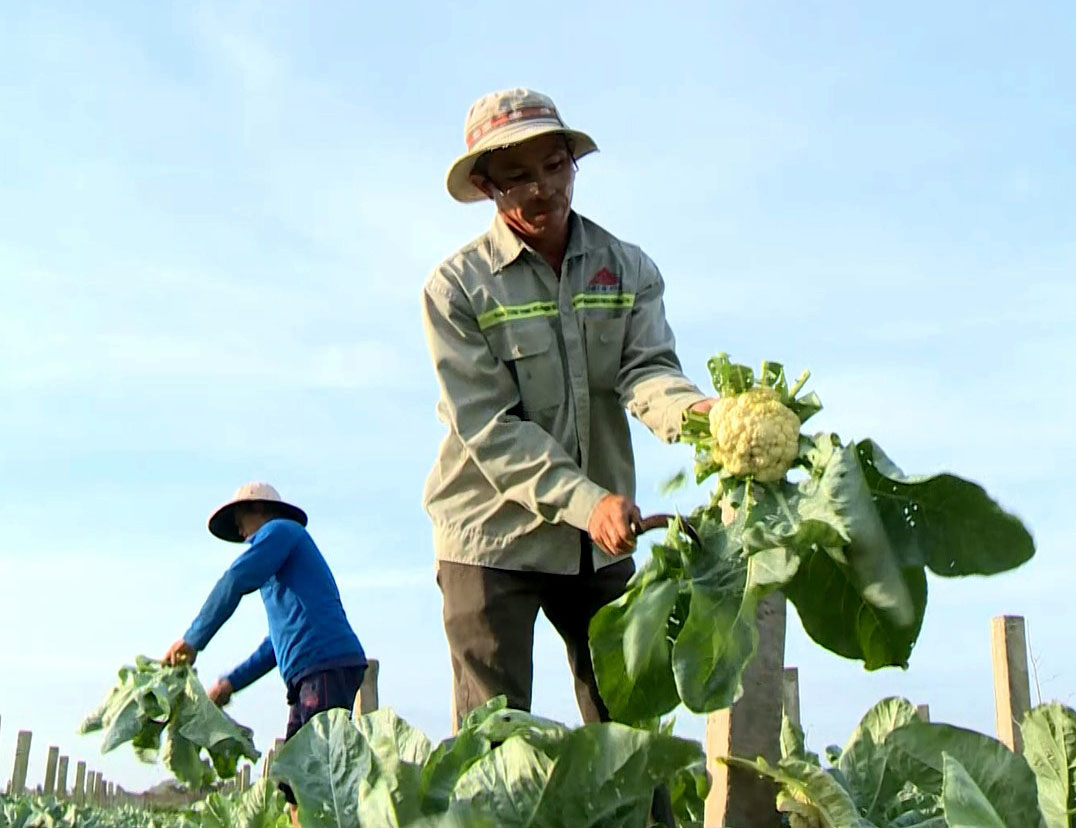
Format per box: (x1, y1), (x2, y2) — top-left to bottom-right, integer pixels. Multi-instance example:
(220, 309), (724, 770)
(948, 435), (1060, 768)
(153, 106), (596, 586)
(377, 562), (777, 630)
(708, 386), (800, 482)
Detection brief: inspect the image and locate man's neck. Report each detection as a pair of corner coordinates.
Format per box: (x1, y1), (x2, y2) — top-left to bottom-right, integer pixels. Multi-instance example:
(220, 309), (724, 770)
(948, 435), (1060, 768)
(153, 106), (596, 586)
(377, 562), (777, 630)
(503, 214), (572, 275)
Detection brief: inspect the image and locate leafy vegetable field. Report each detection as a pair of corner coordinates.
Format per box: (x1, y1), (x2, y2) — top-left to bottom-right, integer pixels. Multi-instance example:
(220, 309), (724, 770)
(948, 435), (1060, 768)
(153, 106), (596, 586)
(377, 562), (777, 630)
(0, 779), (289, 828)
(58, 354), (1043, 827)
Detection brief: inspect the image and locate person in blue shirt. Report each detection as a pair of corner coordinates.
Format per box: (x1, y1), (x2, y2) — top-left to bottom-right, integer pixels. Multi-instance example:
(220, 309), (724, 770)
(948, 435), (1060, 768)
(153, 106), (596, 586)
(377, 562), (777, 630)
(162, 482), (367, 752)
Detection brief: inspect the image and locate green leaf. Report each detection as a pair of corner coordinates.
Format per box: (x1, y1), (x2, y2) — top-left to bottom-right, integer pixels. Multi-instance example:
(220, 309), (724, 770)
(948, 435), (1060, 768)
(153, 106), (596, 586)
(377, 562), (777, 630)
(195, 792), (235, 828)
(1020, 703), (1076, 828)
(658, 469), (689, 496)
(707, 353), (754, 396)
(667, 749), (710, 828)
(353, 708), (432, 827)
(234, 779), (291, 828)
(855, 440), (1035, 576)
(781, 714), (820, 766)
(837, 698), (921, 822)
(941, 753), (1008, 828)
(271, 709), (368, 828)
(789, 391), (823, 425)
(451, 737), (553, 826)
(527, 723), (704, 828)
(81, 658), (258, 788)
(887, 721), (1044, 828)
(785, 545), (927, 669)
(671, 537), (777, 713)
(455, 723), (699, 828)
(724, 756), (874, 827)
(759, 360), (788, 396)
(589, 566), (682, 725)
(797, 442), (916, 629)
(419, 729), (491, 815)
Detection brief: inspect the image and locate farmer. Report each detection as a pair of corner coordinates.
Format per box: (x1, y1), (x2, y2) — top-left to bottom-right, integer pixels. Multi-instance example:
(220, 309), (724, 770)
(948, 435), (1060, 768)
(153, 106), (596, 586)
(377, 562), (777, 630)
(421, 88), (716, 730)
(162, 482), (367, 750)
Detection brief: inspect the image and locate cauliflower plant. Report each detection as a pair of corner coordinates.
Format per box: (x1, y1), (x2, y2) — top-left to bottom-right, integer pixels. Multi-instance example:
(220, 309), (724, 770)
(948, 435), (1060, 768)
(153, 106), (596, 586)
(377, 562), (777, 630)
(708, 386), (800, 482)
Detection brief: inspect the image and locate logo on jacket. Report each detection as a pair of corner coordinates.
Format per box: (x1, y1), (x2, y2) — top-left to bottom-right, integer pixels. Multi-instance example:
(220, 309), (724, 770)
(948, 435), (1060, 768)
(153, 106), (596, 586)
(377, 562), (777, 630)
(586, 267), (621, 293)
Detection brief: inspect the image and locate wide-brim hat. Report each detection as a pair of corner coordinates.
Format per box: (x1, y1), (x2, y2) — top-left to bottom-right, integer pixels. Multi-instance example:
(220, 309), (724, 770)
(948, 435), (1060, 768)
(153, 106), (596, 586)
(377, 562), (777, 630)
(446, 88), (598, 204)
(208, 482), (308, 543)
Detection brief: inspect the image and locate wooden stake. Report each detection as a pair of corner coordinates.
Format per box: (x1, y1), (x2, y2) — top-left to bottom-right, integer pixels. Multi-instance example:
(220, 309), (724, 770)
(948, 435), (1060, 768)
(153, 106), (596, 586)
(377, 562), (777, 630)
(356, 659), (380, 715)
(782, 667), (801, 727)
(57, 756), (69, 797)
(73, 762), (86, 804)
(705, 593), (787, 828)
(916, 704), (931, 722)
(992, 615), (1031, 753)
(11, 730), (32, 795)
(43, 747), (59, 795)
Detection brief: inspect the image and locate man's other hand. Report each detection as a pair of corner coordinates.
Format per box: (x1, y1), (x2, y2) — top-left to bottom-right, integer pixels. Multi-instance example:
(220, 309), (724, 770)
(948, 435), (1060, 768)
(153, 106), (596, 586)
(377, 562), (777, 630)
(208, 678), (234, 707)
(589, 494), (642, 557)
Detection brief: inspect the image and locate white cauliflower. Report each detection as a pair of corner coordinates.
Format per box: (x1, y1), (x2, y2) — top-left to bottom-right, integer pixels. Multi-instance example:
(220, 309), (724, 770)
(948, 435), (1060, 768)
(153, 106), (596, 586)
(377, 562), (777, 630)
(708, 386), (800, 482)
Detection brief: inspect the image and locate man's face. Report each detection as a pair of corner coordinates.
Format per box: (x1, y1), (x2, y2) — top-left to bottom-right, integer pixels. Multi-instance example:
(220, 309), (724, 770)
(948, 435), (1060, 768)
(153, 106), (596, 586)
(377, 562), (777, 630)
(234, 505), (268, 540)
(472, 133), (575, 241)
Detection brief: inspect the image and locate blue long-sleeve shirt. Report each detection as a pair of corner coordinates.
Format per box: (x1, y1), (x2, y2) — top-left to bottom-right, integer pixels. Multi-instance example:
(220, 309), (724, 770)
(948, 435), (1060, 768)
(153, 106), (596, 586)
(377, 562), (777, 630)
(184, 518), (366, 692)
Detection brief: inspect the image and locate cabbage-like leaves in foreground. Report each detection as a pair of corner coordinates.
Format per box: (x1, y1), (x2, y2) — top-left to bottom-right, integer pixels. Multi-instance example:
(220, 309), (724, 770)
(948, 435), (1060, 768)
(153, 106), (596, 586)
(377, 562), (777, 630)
(193, 779), (291, 828)
(80, 657), (259, 788)
(269, 697), (706, 828)
(590, 355), (1035, 724)
(724, 696), (1070, 828)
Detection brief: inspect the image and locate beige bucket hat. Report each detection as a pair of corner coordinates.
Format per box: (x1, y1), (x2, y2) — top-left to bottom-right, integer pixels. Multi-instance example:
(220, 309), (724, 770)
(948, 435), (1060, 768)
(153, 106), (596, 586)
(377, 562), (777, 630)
(446, 88), (598, 203)
(208, 482), (308, 542)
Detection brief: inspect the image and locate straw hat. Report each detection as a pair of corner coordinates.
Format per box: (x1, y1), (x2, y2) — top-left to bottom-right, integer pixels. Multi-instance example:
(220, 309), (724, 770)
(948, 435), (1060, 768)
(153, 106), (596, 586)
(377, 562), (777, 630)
(446, 88), (598, 203)
(208, 482), (308, 542)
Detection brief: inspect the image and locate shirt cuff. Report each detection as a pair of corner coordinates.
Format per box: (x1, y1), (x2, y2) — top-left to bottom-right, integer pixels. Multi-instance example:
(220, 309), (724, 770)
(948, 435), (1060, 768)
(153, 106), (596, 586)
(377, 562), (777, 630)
(561, 479), (611, 532)
(664, 391), (709, 442)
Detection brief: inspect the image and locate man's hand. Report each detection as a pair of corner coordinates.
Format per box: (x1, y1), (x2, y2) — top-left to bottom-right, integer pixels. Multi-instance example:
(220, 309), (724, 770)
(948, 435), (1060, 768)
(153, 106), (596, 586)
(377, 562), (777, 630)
(689, 398), (719, 415)
(208, 678), (234, 707)
(588, 494), (642, 557)
(163, 640), (196, 667)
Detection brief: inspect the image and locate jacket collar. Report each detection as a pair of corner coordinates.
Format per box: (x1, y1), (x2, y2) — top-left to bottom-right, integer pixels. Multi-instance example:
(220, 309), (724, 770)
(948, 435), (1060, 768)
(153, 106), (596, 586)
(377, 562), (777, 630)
(488, 211), (587, 274)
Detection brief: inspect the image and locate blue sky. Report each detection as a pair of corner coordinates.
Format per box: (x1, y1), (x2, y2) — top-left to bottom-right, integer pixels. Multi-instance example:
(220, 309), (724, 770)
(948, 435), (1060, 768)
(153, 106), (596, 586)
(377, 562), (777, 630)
(1, 0), (1073, 793)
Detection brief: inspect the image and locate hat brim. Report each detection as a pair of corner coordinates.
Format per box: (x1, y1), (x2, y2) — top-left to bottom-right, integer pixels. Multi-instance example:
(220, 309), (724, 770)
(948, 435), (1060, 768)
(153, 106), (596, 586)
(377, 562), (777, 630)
(208, 499), (308, 543)
(446, 124), (598, 204)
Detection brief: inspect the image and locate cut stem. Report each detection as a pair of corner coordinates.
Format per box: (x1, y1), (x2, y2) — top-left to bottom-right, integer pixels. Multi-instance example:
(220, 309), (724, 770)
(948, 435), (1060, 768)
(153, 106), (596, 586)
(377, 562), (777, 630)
(787, 369), (811, 400)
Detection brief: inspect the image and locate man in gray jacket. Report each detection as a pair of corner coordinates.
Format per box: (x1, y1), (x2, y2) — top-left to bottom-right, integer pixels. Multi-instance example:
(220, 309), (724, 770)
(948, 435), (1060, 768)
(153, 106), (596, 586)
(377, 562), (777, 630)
(422, 88), (714, 729)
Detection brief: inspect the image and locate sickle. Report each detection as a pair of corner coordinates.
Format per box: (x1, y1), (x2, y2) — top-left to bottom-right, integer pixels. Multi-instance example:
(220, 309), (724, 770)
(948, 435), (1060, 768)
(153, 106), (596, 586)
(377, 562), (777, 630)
(629, 513), (703, 550)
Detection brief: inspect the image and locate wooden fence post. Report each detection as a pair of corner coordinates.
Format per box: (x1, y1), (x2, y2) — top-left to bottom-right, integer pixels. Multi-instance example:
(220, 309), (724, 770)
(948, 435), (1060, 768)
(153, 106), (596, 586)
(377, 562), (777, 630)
(11, 730), (32, 794)
(782, 667), (801, 727)
(263, 748), (276, 780)
(43, 746), (59, 795)
(917, 704), (931, 722)
(992, 615), (1031, 753)
(240, 763), (251, 791)
(356, 659), (380, 715)
(73, 761), (86, 804)
(57, 756), (69, 798)
(705, 593), (787, 828)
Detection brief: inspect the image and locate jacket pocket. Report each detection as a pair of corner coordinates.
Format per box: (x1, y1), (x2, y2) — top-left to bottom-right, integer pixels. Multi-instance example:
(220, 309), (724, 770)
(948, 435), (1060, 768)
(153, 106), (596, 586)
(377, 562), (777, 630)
(492, 323), (565, 414)
(584, 316), (627, 392)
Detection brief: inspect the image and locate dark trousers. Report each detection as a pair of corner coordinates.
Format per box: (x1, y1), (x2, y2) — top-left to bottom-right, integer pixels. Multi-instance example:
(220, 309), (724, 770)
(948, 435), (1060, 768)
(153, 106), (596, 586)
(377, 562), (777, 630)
(437, 552), (634, 727)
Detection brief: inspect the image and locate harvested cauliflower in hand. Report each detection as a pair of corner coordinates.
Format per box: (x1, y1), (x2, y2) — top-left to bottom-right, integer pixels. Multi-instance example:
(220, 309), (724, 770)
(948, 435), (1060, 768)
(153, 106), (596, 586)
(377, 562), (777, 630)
(709, 386), (800, 482)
